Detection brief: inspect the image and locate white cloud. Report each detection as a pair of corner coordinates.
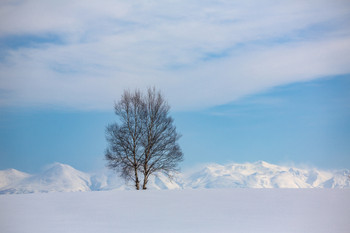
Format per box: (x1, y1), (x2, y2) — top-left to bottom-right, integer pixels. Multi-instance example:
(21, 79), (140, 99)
(0, 0), (350, 110)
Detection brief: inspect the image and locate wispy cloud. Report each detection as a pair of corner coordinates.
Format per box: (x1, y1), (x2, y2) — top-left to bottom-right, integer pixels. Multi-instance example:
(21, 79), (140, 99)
(0, 0), (349, 110)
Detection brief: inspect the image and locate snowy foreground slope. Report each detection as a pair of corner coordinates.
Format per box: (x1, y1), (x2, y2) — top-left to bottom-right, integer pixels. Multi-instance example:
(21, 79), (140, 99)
(1, 189), (349, 233)
(0, 161), (349, 194)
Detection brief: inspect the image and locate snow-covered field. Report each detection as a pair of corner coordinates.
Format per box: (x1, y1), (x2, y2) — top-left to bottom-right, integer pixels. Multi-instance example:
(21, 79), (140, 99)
(1, 189), (349, 233)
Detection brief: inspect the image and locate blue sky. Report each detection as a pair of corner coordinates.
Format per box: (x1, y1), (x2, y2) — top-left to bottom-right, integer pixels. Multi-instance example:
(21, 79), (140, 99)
(0, 0), (350, 172)
(1, 75), (349, 173)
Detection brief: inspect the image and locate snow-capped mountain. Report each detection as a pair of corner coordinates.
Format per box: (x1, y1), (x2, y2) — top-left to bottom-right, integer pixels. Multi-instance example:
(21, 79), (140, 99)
(0, 163), (182, 194)
(183, 161), (350, 189)
(0, 163), (91, 194)
(0, 161), (349, 194)
(0, 168), (31, 188)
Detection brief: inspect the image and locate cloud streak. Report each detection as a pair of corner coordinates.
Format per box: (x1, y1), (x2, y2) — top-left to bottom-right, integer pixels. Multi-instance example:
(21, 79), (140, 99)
(0, 0), (350, 110)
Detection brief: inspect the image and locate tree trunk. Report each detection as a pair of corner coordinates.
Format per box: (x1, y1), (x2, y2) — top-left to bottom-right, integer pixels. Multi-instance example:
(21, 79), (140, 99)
(142, 178), (148, 190)
(142, 163), (148, 190)
(134, 168), (140, 190)
(136, 180), (140, 190)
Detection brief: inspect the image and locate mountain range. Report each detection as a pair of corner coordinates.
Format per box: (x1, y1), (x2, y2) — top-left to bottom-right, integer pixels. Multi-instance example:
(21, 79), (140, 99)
(0, 161), (349, 194)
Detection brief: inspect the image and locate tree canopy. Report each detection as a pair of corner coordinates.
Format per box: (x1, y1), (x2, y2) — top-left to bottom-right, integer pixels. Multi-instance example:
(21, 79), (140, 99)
(105, 88), (183, 190)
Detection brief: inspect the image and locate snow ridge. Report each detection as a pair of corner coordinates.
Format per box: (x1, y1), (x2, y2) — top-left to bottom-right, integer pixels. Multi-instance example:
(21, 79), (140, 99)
(0, 161), (349, 194)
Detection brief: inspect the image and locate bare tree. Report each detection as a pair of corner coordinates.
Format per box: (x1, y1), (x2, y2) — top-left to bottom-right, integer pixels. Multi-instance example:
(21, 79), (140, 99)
(105, 90), (145, 190)
(141, 88), (183, 189)
(105, 88), (183, 190)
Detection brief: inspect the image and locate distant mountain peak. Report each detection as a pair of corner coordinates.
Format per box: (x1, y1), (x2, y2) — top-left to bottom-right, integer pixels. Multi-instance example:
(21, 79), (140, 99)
(43, 162), (75, 171)
(0, 169), (31, 190)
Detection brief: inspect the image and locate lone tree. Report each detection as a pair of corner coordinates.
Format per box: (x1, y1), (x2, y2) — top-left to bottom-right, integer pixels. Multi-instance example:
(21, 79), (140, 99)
(105, 88), (183, 190)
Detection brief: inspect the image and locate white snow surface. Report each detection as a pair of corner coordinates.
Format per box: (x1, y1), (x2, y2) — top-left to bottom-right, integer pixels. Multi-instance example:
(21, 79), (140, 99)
(0, 161), (349, 194)
(0, 189), (349, 233)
